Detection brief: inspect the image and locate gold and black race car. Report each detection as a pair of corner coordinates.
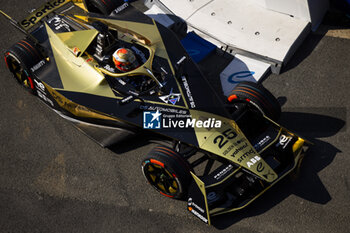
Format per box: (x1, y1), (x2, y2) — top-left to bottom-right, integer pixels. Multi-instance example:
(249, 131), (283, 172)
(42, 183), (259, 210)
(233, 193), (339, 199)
(1, 0), (310, 225)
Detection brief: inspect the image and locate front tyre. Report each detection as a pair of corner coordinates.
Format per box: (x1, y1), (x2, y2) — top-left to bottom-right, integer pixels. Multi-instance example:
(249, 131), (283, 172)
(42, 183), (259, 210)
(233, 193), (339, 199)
(4, 39), (43, 94)
(141, 145), (192, 199)
(87, 0), (124, 15)
(228, 81), (281, 121)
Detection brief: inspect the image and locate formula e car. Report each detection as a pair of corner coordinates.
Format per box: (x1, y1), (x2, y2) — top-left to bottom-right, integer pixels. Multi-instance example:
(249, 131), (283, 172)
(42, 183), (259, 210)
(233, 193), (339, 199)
(1, 0), (310, 225)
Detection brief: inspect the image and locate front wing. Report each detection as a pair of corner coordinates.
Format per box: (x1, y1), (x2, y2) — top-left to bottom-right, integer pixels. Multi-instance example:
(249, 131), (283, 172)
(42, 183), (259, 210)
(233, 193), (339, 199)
(186, 131), (309, 224)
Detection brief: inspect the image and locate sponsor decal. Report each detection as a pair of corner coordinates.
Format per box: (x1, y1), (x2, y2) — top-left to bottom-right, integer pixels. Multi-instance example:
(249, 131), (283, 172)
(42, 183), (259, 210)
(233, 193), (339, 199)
(31, 60), (46, 73)
(223, 138), (246, 155)
(34, 79), (54, 106)
(34, 79), (45, 92)
(257, 162), (265, 172)
(48, 15), (71, 32)
(228, 71), (255, 83)
(212, 128), (264, 169)
(143, 110), (162, 129)
(214, 164), (233, 180)
(188, 198), (208, 223)
(103, 64), (116, 73)
(113, 2), (129, 14)
(120, 95), (134, 104)
(181, 76), (195, 108)
(37, 91), (54, 107)
(277, 135), (292, 149)
(236, 148), (256, 163)
(20, 0), (69, 29)
(140, 105), (187, 115)
(229, 142), (248, 158)
(188, 198), (205, 213)
(159, 89), (181, 105)
(254, 135), (271, 150)
(206, 125), (277, 181)
(246, 155), (261, 168)
(190, 208), (208, 223)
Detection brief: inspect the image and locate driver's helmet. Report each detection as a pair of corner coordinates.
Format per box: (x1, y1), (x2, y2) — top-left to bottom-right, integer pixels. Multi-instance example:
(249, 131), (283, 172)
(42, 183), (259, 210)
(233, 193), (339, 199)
(112, 48), (139, 72)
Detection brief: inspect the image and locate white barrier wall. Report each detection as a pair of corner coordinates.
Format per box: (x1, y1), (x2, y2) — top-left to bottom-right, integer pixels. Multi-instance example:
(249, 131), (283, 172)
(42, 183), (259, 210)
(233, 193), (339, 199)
(253, 0), (329, 30)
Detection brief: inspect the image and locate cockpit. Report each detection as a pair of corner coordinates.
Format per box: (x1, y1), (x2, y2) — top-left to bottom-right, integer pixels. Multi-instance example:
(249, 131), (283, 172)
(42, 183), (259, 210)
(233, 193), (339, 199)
(86, 21), (164, 95)
(43, 15), (166, 98)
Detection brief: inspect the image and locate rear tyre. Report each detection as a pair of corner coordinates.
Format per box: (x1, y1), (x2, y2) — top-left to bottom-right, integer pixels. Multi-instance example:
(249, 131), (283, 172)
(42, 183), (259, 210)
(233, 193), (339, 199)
(4, 39), (43, 94)
(228, 81), (281, 121)
(87, 0), (124, 15)
(141, 145), (192, 199)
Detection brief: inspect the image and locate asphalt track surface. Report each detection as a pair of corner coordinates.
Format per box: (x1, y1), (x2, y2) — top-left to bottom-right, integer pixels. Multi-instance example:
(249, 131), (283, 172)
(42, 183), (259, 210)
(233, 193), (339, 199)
(0, 0), (349, 232)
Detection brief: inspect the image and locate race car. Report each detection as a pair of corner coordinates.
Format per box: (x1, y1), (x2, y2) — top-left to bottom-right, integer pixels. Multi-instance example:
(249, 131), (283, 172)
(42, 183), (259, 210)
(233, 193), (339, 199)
(1, 0), (310, 225)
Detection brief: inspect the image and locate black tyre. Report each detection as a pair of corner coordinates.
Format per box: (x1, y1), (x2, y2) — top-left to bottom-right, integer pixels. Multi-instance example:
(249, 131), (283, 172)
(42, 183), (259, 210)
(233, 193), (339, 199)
(4, 39), (43, 94)
(141, 145), (192, 199)
(87, 0), (124, 15)
(228, 81), (281, 121)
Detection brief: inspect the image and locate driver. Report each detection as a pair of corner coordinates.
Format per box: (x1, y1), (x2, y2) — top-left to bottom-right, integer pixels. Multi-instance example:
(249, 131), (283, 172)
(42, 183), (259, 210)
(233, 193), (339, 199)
(112, 48), (139, 72)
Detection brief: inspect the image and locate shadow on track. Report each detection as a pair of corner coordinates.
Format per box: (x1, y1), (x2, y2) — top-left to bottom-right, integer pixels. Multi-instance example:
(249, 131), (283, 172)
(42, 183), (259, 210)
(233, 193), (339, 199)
(212, 110), (345, 229)
(107, 105), (346, 229)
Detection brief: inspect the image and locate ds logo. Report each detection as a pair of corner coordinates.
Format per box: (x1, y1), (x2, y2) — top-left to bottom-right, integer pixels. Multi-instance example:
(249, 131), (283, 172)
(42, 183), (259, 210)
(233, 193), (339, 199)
(143, 110), (162, 129)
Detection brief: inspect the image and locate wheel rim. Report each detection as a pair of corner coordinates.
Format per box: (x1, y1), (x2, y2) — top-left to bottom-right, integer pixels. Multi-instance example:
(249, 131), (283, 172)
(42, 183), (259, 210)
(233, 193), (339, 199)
(143, 161), (179, 197)
(6, 55), (33, 90)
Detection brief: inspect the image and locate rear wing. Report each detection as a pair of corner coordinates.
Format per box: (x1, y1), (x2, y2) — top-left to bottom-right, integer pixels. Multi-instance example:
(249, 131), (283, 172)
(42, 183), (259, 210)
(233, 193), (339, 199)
(20, 0), (90, 31)
(0, 0), (88, 32)
(20, 0), (72, 31)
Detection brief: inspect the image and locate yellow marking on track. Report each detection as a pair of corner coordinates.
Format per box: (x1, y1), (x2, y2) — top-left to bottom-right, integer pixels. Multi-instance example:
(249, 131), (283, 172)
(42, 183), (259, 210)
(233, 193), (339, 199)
(16, 100), (25, 109)
(34, 153), (66, 196)
(326, 29), (350, 39)
(23, 126), (31, 140)
(316, 25), (350, 40)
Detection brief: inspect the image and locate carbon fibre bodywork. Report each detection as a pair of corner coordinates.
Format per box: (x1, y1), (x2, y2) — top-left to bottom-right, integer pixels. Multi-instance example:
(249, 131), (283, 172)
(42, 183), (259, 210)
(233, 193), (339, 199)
(1, 0), (310, 224)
